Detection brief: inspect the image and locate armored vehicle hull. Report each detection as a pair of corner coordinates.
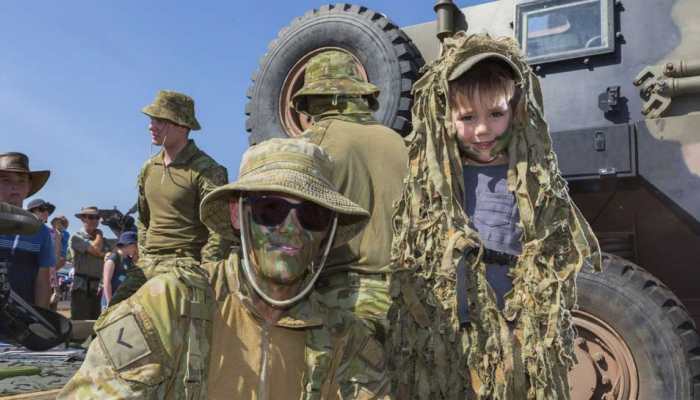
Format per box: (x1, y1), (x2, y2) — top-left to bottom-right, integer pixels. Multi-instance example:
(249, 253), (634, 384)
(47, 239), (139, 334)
(247, 1), (699, 398)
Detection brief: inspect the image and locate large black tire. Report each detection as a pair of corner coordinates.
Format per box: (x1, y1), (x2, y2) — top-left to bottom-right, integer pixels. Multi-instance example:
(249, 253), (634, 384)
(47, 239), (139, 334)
(245, 3), (424, 144)
(574, 254), (700, 399)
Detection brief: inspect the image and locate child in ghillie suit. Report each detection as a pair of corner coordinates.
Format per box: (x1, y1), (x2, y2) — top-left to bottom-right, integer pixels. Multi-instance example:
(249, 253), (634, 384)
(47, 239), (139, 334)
(387, 33), (602, 399)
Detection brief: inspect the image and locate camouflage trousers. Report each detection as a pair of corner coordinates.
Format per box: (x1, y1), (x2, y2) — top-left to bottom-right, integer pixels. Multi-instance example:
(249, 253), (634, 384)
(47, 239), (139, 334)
(314, 271), (391, 339)
(109, 254), (200, 308)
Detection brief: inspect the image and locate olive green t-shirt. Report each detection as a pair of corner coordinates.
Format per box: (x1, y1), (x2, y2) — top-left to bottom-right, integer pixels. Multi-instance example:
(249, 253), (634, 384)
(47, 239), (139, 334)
(137, 140), (228, 262)
(70, 230), (111, 278)
(303, 115), (408, 274)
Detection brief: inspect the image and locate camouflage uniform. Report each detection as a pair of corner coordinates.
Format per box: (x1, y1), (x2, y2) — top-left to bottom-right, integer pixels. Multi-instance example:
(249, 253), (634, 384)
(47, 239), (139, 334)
(112, 91), (229, 306)
(59, 139), (390, 399)
(293, 51), (408, 335)
(137, 90), (229, 264)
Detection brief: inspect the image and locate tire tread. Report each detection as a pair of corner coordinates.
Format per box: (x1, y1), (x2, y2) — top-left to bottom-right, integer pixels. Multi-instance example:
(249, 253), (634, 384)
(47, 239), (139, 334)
(589, 254), (700, 398)
(244, 2), (424, 139)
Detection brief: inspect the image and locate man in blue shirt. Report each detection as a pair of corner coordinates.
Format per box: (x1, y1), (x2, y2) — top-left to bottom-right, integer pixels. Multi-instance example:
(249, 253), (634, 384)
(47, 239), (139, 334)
(0, 152), (54, 308)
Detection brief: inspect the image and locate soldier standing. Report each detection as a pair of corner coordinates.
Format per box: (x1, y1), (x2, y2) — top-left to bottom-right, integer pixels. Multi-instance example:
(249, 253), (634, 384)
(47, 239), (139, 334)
(70, 206), (110, 320)
(292, 51), (408, 335)
(58, 139), (390, 399)
(111, 90), (229, 305)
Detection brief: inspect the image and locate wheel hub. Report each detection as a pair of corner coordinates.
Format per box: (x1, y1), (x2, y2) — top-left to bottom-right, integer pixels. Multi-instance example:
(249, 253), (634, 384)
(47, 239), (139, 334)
(569, 310), (639, 400)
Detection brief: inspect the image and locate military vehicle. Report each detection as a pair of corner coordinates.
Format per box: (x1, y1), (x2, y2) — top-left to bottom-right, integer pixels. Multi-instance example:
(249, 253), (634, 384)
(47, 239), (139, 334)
(245, 0), (700, 398)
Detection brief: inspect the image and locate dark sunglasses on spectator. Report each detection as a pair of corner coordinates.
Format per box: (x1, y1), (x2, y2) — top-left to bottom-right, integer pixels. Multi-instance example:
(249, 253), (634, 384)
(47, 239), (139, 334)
(246, 195), (333, 232)
(33, 206), (51, 212)
(83, 215), (100, 221)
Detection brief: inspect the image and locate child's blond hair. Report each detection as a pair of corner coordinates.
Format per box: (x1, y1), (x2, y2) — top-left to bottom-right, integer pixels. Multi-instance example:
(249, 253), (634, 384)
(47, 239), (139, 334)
(448, 60), (518, 110)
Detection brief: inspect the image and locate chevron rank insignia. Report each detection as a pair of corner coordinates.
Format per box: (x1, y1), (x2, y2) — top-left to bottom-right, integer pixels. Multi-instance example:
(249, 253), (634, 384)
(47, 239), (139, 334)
(97, 313), (152, 370)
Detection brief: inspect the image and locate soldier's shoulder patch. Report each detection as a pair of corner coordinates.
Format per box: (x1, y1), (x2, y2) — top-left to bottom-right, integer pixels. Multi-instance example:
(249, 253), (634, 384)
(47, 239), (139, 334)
(97, 313), (152, 371)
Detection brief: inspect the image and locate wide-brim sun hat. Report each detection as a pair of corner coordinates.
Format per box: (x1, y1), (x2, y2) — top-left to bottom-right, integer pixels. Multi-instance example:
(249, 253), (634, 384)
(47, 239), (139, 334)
(26, 198), (56, 215)
(200, 138), (368, 248)
(141, 90), (201, 131)
(293, 77), (380, 99)
(0, 153), (50, 197)
(291, 50), (380, 112)
(74, 206), (100, 219)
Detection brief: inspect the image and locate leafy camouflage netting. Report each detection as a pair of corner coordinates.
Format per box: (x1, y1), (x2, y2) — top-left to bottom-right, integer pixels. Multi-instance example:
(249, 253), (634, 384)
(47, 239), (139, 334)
(387, 33), (601, 399)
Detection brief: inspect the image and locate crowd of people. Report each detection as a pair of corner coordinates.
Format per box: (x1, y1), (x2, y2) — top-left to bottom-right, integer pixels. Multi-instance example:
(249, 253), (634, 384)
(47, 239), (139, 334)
(0, 33), (600, 399)
(0, 180), (138, 319)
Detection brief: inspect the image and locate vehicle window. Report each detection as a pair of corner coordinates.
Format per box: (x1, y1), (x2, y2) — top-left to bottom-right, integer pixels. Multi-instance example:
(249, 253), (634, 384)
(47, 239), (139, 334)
(515, 0), (614, 64)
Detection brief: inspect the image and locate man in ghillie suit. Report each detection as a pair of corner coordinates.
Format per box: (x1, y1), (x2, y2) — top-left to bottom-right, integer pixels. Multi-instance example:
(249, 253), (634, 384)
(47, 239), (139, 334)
(293, 51), (408, 337)
(58, 139), (390, 399)
(386, 33), (601, 399)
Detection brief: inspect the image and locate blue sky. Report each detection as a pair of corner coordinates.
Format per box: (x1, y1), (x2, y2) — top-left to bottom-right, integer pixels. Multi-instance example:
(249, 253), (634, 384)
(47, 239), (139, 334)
(1, 1), (487, 237)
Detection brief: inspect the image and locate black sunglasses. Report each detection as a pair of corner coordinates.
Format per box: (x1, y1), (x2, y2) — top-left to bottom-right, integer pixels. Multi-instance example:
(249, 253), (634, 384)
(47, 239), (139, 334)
(33, 206), (51, 212)
(246, 195), (333, 232)
(83, 215), (100, 221)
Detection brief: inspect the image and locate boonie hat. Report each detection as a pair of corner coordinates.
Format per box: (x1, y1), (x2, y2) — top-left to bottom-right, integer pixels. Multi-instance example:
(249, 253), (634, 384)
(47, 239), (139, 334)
(27, 198), (56, 215)
(200, 138), (368, 248)
(75, 206), (100, 219)
(142, 90), (201, 131)
(0, 153), (50, 197)
(292, 50), (380, 112)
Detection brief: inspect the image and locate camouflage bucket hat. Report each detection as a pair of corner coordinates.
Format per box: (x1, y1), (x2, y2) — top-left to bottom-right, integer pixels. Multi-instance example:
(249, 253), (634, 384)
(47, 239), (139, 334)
(200, 138), (369, 247)
(447, 52), (523, 83)
(292, 51), (380, 107)
(141, 90), (201, 131)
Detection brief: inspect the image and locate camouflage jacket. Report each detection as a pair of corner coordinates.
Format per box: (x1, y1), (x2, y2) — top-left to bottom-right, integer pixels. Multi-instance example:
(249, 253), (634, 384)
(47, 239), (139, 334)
(58, 252), (390, 399)
(302, 113), (408, 275)
(137, 139), (229, 263)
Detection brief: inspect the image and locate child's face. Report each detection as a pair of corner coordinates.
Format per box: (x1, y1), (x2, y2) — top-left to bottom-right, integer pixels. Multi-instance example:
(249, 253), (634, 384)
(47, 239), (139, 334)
(451, 91), (512, 163)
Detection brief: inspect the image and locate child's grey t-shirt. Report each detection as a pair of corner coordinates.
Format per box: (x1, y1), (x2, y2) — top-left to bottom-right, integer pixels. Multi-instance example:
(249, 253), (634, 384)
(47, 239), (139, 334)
(463, 163), (522, 309)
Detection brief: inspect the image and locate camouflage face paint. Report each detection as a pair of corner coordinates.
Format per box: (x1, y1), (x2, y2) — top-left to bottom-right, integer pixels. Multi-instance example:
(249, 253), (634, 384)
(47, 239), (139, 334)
(246, 202), (328, 287)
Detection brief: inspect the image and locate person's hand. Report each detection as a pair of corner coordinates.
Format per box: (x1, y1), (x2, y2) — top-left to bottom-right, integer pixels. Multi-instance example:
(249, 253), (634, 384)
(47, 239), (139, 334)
(95, 229), (103, 238)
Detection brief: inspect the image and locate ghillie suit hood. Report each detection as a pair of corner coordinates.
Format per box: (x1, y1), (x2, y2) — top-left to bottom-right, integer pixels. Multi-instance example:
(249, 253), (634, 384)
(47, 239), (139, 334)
(387, 33), (601, 399)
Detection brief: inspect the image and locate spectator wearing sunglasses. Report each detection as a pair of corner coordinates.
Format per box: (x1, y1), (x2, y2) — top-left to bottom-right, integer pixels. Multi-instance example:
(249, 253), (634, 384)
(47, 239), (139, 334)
(0, 152), (53, 308)
(59, 139), (391, 399)
(26, 198), (56, 223)
(70, 206), (110, 320)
